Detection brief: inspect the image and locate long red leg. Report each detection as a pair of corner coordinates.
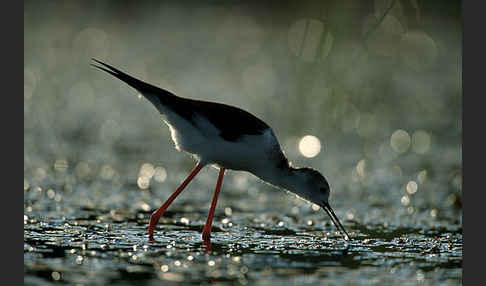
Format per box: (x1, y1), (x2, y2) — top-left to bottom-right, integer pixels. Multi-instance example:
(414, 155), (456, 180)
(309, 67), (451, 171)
(202, 168), (226, 243)
(148, 163), (204, 241)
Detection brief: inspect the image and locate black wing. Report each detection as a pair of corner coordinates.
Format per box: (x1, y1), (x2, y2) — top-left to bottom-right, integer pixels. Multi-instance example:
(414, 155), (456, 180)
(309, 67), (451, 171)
(184, 99), (270, 142)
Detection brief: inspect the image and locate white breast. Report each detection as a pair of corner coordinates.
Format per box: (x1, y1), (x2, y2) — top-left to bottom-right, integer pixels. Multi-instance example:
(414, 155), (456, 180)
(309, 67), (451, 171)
(163, 111), (282, 172)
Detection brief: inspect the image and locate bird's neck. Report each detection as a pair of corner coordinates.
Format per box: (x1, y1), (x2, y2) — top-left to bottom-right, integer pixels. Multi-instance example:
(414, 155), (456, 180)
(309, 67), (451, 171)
(256, 166), (303, 194)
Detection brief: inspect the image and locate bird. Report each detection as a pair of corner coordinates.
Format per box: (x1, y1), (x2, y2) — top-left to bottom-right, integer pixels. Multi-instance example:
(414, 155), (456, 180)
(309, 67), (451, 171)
(91, 59), (351, 244)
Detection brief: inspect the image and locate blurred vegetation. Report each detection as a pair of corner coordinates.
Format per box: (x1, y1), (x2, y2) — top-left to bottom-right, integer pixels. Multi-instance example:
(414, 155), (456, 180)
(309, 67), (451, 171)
(24, 0), (461, 220)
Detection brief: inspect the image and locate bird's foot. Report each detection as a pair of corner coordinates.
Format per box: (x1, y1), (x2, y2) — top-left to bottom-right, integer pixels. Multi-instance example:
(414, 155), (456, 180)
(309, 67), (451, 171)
(202, 238), (212, 253)
(202, 232), (211, 242)
(202, 230), (212, 252)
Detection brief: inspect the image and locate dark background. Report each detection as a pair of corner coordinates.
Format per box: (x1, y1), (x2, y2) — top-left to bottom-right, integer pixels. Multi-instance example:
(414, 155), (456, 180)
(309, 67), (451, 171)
(24, 0), (461, 196)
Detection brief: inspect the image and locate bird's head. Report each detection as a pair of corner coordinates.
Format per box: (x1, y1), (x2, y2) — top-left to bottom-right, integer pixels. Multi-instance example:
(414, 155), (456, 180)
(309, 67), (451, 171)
(291, 167), (330, 204)
(291, 167), (350, 241)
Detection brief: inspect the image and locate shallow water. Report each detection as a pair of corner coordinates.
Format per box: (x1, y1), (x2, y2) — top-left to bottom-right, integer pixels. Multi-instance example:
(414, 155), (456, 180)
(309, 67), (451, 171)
(24, 170), (462, 285)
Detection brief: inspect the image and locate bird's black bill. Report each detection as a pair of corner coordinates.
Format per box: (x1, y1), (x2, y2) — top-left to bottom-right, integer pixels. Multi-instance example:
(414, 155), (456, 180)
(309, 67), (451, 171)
(322, 202), (351, 241)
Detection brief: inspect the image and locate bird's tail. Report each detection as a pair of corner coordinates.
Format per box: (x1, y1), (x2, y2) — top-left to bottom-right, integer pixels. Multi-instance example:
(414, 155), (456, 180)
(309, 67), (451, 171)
(91, 58), (177, 109)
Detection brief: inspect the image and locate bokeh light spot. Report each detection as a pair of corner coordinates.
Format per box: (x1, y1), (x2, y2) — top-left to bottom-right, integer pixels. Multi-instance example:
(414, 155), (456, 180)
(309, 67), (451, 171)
(137, 163), (155, 189)
(51, 272), (61, 281)
(139, 163), (155, 178)
(224, 207), (232, 216)
(430, 209), (438, 218)
(401, 195), (410, 206)
(406, 181), (418, 194)
(452, 173), (462, 190)
(417, 170), (428, 184)
(298, 135), (321, 158)
(34, 168), (47, 182)
(400, 31), (438, 71)
(75, 162), (91, 179)
(137, 176), (150, 190)
(54, 159), (68, 172)
(412, 130), (431, 154)
(47, 189), (56, 199)
(180, 217), (190, 225)
(390, 129), (411, 154)
(100, 165), (116, 180)
(356, 159), (367, 178)
(154, 167), (167, 182)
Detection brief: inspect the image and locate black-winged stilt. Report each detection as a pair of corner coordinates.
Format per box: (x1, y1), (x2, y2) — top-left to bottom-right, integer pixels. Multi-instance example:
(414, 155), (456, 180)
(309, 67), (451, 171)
(92, 59), (351, 244)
